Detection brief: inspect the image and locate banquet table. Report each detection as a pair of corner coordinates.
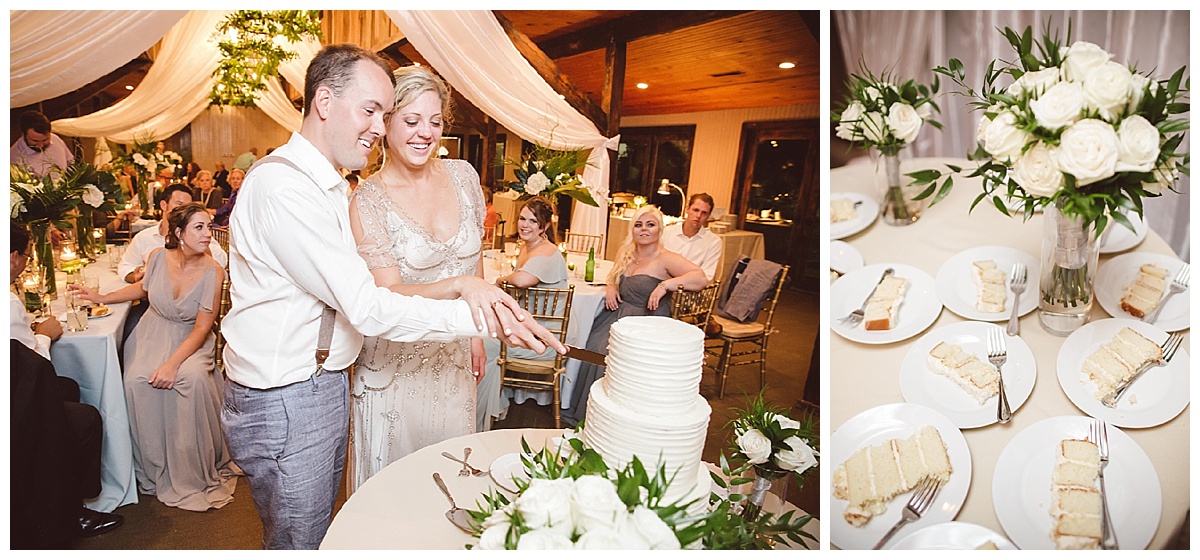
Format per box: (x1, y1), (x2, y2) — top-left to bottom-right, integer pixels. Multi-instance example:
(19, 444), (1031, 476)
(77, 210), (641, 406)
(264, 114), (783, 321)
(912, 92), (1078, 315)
(45, 250), (139, 512)
(606, 214), (765, 281)
(829, 158), (1189, 549)
(320, 428), (818, 549)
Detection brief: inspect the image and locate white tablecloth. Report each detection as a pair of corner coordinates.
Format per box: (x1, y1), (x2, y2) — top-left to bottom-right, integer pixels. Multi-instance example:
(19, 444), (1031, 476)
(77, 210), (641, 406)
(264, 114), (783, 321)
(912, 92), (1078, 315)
(46, 251), (138, 512)
(830, 158), (1189, 549)
(130, 218), (157, 235)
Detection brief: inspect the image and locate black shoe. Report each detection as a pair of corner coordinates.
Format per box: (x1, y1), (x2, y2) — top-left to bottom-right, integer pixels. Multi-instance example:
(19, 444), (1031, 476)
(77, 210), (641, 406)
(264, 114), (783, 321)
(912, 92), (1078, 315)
(79, 508), (124, 537)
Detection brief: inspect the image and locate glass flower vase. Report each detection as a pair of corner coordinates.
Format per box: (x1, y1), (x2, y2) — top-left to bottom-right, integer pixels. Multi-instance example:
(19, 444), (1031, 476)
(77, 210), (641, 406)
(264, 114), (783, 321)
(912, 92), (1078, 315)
(1038, 199), (1100, 335)
(741, 464), (789, 521)
(873, 147), (924, 226)
(29, 222), (57, 297)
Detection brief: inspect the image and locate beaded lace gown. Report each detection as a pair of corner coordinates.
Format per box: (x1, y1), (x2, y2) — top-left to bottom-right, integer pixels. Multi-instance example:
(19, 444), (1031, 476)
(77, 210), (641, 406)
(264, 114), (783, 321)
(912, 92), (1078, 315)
(348, 159), (485, 494)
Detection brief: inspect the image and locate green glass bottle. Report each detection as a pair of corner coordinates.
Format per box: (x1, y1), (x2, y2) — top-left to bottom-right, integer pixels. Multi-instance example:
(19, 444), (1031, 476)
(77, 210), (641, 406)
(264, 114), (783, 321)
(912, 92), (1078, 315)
(585, 247), (595, 282)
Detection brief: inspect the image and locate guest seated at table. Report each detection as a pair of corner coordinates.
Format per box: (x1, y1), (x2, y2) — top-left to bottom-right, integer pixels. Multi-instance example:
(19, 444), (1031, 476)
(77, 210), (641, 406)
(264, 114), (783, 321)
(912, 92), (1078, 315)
(10, 225), (64, 360)
(662, 192), (723, 282)
(191, 170), (223, 215)
(561, 205), (708, 427)
(119, 184), (227, 284)
(213, 161), (231, 197)
(212, 168), (244, 228)
(478, 197), (568, 430)
(70, 203), (239, 511)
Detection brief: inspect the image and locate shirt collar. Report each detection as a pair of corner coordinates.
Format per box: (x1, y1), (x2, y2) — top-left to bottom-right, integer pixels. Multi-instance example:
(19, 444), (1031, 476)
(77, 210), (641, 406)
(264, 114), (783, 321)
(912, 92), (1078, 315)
(285, 132), (351, 193)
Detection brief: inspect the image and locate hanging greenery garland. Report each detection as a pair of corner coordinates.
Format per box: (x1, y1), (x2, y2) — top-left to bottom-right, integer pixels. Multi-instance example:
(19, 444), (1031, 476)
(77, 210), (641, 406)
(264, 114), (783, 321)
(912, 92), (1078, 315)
(210, 10), (323, 107)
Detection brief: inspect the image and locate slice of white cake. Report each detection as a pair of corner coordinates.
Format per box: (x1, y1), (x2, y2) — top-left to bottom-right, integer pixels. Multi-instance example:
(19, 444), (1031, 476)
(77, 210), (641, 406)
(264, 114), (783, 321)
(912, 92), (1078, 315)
(833, 425), (952, 527)
(927, 341), (999, 404)
(1051, 438), (1102, 550)
(863, 275), (907, 331)
(972, 260), (1007, 313)
(1120, 263), (1169, 318)
(831, 198), (858, 223)
(1081, 327), (1162, 402)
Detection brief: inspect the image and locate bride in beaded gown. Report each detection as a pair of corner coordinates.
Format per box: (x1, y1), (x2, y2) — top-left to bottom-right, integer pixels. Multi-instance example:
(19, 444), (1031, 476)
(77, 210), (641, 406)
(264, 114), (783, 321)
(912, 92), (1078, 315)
(346, 66), (492, 494)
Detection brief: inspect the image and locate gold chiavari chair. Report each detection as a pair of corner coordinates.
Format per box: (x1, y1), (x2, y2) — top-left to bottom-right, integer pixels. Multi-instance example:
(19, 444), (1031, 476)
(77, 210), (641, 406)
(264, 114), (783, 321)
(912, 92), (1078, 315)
(670, 281), (721, 329)
(212, 274), (232, 376)
(706, 265), (789, 399)
(497, 283), (574, 429)
(563, 230), (602, 255)
(210, 226), (230, 255)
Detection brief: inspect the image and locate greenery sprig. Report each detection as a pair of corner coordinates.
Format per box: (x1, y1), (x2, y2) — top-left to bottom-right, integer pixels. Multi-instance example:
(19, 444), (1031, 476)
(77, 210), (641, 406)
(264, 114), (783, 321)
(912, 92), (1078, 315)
(210, 10), (323, 107)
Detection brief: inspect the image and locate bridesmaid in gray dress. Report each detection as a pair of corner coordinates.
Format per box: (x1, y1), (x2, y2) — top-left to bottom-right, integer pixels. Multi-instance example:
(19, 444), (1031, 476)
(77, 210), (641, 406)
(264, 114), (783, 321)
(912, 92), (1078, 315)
(71, 203), (237, 511)
(561, 205), (709, 427)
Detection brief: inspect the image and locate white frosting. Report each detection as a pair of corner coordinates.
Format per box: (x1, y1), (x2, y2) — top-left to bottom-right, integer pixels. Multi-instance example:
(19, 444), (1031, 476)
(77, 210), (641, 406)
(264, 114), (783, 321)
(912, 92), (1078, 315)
(582, 316), (711, 510)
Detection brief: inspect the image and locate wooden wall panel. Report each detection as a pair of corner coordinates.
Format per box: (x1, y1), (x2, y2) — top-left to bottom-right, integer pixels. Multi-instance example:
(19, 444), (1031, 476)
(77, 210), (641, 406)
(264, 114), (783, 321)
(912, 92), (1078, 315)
(324, 10), (401, 52)
(188, 106), (292, 172)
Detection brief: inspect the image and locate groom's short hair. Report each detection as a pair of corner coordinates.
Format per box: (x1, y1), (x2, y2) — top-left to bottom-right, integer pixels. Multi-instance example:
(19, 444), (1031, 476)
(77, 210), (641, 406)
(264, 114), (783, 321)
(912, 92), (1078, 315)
(303, 44), (395, 117)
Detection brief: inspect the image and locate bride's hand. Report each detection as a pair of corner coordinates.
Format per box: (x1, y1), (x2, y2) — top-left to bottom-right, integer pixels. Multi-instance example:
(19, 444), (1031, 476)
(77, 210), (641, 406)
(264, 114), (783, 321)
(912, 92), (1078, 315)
(453, 275), (524, 337)
(470, 338), (486, 385)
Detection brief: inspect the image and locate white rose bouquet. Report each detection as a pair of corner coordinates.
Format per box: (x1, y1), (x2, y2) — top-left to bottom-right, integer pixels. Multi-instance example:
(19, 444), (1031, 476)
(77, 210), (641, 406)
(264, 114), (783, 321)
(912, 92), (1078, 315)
(911, 22), (1189, 235)
(110, 136), (185, 216)
(504, 142), (599, 206)
(832, 63), (942, 223)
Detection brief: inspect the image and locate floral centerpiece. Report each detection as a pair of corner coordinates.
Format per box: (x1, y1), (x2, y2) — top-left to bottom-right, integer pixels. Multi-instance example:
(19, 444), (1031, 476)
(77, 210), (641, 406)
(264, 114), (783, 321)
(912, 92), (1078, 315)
(727, 394), (819, 521)
(910, 22), (1189, 333)
(832, 63), (942, 224)
(503, 143), (599, 207)
(111, 137), (184, 216)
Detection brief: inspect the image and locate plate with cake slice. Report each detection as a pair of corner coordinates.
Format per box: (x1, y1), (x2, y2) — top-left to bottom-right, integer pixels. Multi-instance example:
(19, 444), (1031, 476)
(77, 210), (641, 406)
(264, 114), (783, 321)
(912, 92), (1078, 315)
(1099, 211), (1148, 254)
(1095, 252), (1189, 331)
(934, 246), (1039, 322)
(1056, 318), (1190, 428)
(899, 321), (1037, 428)
(830, 240), (863, 281)
(830, 192), (879, 240)
(830, 403), (971, 550)
(830, 263), (942, 344)
(992, 415), (1161, 550)
(886, 521), (1017, 550)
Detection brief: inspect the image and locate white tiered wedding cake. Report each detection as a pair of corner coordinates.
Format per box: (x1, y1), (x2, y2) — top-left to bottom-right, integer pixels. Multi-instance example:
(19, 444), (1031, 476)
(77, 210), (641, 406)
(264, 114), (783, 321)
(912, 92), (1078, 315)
(581, 316), (712, 515)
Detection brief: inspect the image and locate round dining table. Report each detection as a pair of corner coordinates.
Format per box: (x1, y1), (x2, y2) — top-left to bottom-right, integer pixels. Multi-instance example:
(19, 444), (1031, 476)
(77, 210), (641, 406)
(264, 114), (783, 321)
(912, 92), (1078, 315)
(829, 157), (1189, 549)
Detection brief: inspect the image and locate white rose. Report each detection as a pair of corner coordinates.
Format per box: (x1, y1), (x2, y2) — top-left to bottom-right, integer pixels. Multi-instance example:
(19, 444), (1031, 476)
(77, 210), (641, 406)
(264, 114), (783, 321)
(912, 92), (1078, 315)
(575, 523), (647, 550)
(864, 86), (883, 104)
(1029, 81), (1084, 130)
(976, 114), (993, 146)
(769, 413), (801, 431)
(1143, 158), (1178, 195)
(516, 478), (575, 531)
(1126, 73), (1153, 113)
(525, 171), (550, 195)
(1007, 67), (1060, 97)
(1062, 41), (1112, 82)
(915, 101), (933, 120)
(982, 111), (1033, 164)
(775, 436), (819, 474)
(625, 506), (680, 550)
(860, 111), (888, 144)
(10, 191), (24, 218)
(516, 527), (574, 550)
(836, 101), (866, 141)
(478, 520), (512, 550)
(1082, 61), (1133, 121)
(736, 427), (772, 464)
(1055, 119), (1120, 186)
(571, 475), (626, 532)
(132, 153), (148, 166)
(1012, 142), (1065, 197)
(81, 184), (104, 208)
(1114, 115), (1161, 173)
(886, 102), (923, 144)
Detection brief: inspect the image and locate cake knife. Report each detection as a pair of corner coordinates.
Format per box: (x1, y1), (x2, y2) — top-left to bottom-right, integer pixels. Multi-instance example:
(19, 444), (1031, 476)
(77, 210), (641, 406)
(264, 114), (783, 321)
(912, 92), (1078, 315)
(564, 345), (606, 365)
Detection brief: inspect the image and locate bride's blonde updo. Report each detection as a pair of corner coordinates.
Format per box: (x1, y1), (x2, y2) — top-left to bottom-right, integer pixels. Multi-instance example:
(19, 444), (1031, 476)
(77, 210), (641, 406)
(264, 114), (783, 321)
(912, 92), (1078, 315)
(382, 65), (454, 152)
(607, 204), (664, 286)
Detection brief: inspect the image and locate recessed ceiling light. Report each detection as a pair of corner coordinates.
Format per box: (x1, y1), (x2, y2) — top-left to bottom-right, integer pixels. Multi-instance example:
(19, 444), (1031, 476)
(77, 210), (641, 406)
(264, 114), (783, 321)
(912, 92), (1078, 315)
(779, 61), (796, 69)
(636, 83), (649, 89)
(125, 85), (134, 90)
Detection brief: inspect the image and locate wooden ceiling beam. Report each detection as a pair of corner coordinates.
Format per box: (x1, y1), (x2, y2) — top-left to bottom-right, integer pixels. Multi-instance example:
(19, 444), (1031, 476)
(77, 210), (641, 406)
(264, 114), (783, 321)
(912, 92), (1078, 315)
(536, 10), (748, 60)
(493, 11), (609, 133)
(21, 55), (152, 121)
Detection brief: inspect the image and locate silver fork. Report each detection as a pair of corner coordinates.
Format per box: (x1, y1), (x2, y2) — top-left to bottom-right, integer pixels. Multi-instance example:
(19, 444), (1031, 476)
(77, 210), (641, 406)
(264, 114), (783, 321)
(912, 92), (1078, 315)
(1091, 419), (1118, 550)
(838, 267), (894, 326)
(1102, 331), (1184, 407)
(1143, 264), (1189, 324)
(987, 328), (1012, 424)
(872, 475), (943, 549)
(1006, 263), (1027, 336)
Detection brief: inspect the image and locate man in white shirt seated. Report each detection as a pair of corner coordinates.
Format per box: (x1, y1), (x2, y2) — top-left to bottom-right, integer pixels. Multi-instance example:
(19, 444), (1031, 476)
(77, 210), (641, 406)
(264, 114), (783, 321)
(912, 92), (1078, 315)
(10, 225), (63, 360)
(662, 192), (723, 282)
(118, 183), (227, 284)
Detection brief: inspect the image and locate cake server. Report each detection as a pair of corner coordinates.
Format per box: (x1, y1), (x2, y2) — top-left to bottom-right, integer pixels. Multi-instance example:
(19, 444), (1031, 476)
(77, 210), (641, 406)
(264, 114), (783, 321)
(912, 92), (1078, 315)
(564, 345), (606, 365)
(432, 472), (473, 533)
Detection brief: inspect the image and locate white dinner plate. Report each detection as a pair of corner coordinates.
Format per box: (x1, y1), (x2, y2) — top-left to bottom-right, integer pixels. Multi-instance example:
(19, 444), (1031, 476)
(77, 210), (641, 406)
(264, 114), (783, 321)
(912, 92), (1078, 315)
(830, 403), (972, 550)
(830, 240), (864, 278)
(1099, 212), (1149, 254)
(992, 415), (1161, 550)
(830, 192), (879, 240)
(1095, 252), (1190, 331)
(488, 453), (529, 494)
(899, 322), (1036, 429)
(1056, 318), (1190, 428)
(830, 263), (942, 344)
(934, 246), (1040, 322)
(887, 521), (1017, 550)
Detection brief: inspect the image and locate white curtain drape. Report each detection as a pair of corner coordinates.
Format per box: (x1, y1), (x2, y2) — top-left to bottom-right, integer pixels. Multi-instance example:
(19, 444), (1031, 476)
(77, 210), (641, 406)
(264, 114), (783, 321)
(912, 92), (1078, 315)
(255, 37), (323, 132)
(836, 10), (1190, 260)
(9, 11), (186, 107)
(388, 10), (619, 252)
(52, 10), (230, 144)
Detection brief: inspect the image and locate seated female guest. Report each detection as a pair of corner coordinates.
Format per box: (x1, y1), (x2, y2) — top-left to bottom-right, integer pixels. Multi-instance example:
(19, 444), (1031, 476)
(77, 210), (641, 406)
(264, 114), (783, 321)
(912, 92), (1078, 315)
(70, 202), (238, 511)
(478, 197), (567, 430)
(191, 170), (222, 215)
(212, 168), (244, 227)
(560, 205), (707, 427)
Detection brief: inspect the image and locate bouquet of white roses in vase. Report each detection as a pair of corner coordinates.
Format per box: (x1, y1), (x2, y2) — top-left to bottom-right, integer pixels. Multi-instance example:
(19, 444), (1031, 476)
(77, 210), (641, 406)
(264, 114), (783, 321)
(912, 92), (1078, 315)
(910, 21), (1189, 334)
(832, 63), (942, 225)
(727, 394), (818, 522)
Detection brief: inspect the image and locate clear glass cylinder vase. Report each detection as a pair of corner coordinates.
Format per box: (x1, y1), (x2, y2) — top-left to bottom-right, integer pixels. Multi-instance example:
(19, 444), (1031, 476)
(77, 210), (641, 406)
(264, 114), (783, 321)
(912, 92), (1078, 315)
(1038, 199), (1100, 335)
(741, 464), (788, 521)
(872, 147), (924, 226)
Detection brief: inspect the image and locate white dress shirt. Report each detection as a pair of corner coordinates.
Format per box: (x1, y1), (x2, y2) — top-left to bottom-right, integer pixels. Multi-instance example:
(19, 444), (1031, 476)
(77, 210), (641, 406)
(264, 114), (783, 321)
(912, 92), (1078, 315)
(222, 132), (483, 389)
(10, 292), (52, 360)
(662, 223), (724, 281)
(117, 223), (228, 281)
